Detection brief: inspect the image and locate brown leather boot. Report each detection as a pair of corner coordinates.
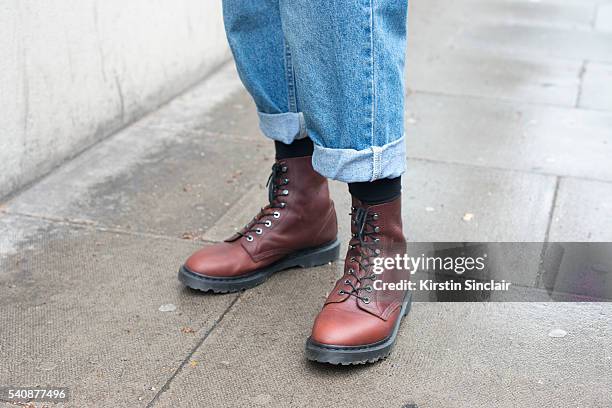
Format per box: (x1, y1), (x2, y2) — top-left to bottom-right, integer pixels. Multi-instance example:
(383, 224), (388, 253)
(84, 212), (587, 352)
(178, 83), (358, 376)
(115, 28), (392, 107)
(179, 156), (340, 293)
(305, 195), (411, 364)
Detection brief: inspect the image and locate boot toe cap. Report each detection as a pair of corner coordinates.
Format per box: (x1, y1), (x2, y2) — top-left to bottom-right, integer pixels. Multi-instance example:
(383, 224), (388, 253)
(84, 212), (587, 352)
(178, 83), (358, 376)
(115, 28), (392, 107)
(183, 243), (252, 278)
(310, 304), (392, 347)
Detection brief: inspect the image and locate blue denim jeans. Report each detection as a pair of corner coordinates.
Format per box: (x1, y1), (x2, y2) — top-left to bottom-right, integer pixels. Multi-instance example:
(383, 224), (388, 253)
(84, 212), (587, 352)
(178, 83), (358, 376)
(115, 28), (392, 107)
(222, 0), (407, 182)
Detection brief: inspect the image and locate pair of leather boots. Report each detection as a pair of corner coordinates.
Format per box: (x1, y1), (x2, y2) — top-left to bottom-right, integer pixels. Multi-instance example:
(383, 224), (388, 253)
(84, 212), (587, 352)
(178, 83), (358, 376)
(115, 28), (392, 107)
(179, 156), (411, 365)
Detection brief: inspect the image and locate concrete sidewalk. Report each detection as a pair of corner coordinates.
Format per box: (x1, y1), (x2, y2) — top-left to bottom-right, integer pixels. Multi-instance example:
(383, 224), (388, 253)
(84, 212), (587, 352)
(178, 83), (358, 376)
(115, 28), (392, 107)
(1, 0), (612, 407)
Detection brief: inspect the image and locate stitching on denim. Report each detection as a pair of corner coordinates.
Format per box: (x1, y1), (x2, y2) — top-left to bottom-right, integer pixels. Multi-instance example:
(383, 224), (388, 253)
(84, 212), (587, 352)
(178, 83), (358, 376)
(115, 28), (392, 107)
(290, 48), (300, 113)
(371, 146), (382, 180)
(371, 147), (376, 181)
(369, 0), (376, 150)
(284, 42), (298, 113)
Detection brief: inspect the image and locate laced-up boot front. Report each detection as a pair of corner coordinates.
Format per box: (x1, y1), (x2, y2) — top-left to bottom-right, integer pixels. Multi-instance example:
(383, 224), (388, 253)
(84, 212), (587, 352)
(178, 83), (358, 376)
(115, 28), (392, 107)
(305, 195), (411, 364)
(179, 156), (339, 293)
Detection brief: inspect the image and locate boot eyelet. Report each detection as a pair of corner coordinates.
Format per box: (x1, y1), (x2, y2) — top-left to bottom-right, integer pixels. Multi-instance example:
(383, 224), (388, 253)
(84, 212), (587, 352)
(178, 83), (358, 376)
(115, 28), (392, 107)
(344, 279), (351, 285)
(350, 257), (356, 262)
(255, 228), (263, 235)
(283, 178), (289, 185)
(365, 286), (373, 292)
(282, 189), (289, 196)
(273, 211), (281, 219)
(348, 268), (354, 275)
(281, 166), (288, 172)
(374, 238), (380, 243)
(338, 290), (345, 295)
(372, 213), (379, 220)
(375, 249), (381, 255)
(264, 220), (272, 227)
(246, 235), (254, 242)
(362, 297), (371, 304)
(279, 202), (287, 208)
(374, 226), (381, 233)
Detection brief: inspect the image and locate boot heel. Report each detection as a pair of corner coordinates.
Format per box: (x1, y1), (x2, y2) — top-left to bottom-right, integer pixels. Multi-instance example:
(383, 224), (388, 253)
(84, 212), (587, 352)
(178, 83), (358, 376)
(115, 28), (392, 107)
(295, 239), (340, 268)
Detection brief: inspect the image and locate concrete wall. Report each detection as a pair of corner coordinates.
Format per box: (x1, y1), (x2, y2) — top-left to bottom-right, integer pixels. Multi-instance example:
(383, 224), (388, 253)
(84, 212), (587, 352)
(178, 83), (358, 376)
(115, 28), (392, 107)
(0, 0), (230, 199)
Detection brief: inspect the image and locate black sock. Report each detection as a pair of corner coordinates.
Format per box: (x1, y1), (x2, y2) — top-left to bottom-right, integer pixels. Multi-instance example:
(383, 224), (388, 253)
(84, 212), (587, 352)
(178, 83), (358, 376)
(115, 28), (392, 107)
(348, 176), (401, 205)
(275, 138), (314, 160)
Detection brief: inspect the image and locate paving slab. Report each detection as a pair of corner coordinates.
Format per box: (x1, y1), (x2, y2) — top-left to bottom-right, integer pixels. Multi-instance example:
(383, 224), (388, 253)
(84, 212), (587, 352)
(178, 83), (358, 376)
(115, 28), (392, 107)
(407, 48), (582, 107)
(404, 92), (612, 181)
(154, 267), (612, 408)
(0, 214), (237, 407)
(548, 178), (612, 241)
(407, 0), (597, 36)
(461, 0), (595, 29)
(596, 3), (612, 32)
(579, 61), (612, 111)
(403, 160), (555, 243)
(460, 24), (612, 64)
(405, 0), (585, 107)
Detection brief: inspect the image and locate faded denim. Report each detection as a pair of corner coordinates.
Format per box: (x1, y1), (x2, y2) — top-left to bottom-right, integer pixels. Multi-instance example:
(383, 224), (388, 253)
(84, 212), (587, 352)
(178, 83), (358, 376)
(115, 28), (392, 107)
(222, 0), (407, 182)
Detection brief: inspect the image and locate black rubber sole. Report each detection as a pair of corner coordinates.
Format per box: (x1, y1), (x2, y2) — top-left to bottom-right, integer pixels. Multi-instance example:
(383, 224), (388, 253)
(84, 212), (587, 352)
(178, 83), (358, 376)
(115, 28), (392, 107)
(178, 239), (340, 293)
(305, 292), (413, 365)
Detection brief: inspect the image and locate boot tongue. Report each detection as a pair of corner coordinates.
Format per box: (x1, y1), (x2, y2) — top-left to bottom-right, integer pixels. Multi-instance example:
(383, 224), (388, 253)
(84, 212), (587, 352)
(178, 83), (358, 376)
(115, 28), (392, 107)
(350, 207), (372, 268)
(265, 162), (282, 203)
(354, 207), (368, 237)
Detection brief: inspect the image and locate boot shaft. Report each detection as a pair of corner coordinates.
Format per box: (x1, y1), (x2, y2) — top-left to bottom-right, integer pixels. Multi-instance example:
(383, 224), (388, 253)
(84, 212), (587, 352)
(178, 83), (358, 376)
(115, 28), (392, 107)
(233, 156), (338, 262)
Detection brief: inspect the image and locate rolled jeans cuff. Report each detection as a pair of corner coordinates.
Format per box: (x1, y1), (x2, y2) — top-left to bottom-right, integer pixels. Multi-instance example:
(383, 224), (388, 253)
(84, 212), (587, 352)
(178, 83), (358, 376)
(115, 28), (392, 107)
(312, 136), (406, 182)
(257, 111), (307, 144)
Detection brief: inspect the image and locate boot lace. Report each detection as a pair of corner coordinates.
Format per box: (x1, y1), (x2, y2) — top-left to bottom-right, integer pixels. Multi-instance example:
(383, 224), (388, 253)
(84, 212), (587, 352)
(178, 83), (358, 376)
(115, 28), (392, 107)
(237, 162), (289, 242)
(338, 207), (381, 304)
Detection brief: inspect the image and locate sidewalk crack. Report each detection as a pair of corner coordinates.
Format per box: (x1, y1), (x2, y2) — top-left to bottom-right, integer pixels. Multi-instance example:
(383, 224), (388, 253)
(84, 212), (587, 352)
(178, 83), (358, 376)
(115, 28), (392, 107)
(575, 60), (588, 108)
(2, 210), (222, 245)
(535, 176), (561, 288)
(145, 294), (241, 407)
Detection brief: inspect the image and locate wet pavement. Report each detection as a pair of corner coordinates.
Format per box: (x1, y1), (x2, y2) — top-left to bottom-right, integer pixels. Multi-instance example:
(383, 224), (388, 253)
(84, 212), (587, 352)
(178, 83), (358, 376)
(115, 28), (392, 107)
(1, 0), (612, 406)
